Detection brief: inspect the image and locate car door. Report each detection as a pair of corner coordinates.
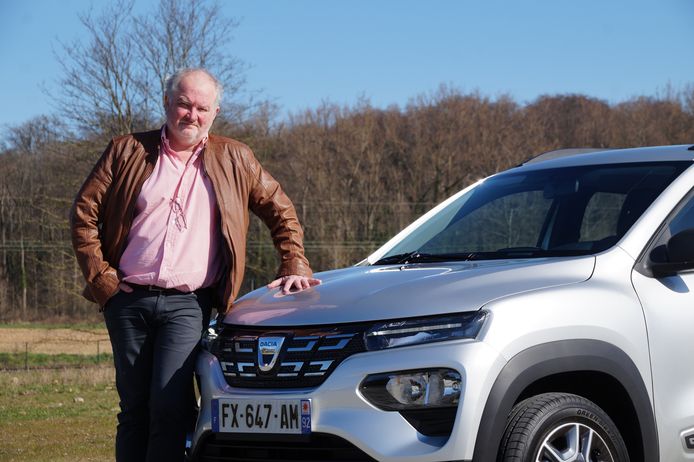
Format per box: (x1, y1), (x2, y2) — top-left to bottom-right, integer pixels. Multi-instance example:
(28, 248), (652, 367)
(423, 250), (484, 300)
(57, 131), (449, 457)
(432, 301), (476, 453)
(631, 190), (694, 461)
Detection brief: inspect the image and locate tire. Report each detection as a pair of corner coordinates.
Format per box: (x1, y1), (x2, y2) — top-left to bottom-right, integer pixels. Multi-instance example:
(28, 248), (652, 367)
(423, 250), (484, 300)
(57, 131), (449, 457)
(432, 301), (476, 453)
(497, 392), (630, 462)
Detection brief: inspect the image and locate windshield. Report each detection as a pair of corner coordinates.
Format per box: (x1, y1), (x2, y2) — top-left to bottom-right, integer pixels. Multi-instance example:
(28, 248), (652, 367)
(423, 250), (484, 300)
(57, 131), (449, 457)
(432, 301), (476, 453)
(375, 162), (689, 264)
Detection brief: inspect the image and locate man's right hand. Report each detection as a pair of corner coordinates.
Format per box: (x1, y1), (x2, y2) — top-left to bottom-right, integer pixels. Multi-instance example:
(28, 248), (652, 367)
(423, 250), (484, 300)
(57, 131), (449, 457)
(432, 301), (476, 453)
(118, 282), (134, 293)
(267, 275), (321, 294)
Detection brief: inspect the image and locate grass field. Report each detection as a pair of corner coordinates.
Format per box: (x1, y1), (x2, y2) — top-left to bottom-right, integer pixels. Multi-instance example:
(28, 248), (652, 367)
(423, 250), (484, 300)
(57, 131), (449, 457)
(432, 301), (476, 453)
(0, 326), (118, 462)
(0, 366), (118, 462)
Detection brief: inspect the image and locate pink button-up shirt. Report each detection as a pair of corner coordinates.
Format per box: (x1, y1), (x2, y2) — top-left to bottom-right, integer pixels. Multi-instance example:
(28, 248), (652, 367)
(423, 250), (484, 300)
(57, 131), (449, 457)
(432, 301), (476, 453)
(119, 127), (222, 291)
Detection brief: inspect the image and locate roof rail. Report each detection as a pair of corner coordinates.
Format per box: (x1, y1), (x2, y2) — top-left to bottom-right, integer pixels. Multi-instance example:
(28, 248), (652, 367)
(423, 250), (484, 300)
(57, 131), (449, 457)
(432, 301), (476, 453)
(523, 148), (612, 165)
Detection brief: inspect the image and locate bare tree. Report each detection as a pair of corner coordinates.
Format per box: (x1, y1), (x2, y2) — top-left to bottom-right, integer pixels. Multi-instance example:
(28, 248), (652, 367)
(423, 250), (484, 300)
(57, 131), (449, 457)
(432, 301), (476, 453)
(134, 0), (248, 122)
(684, 84), (694, 115)
(54, 0), (141, 137)
(4, 116), (72, 155)
(5, 82), (694, 320)
(53, 0), (247, 138)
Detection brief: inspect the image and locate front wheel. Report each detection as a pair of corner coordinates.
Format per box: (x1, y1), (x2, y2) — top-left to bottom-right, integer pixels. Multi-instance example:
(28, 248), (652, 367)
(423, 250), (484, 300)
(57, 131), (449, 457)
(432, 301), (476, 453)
(498, 392), (629, 462)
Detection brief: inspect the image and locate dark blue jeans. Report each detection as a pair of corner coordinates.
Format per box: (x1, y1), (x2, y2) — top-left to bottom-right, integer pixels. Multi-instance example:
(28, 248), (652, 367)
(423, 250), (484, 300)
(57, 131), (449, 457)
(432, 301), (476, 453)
(103, 288), (212, 462)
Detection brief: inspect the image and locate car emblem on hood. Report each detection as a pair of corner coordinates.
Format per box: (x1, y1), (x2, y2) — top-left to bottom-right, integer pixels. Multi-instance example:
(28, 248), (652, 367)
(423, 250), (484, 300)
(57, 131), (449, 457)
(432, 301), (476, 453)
(258, 336), (285, 372)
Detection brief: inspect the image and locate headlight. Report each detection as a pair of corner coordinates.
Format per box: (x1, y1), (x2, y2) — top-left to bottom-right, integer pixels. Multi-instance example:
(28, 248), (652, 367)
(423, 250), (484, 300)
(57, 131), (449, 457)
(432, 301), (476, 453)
(360, 368), (462, 410)
(200, 318), (221, 352)
(360, 368), (463, 436)
(364, 311), (487, 351)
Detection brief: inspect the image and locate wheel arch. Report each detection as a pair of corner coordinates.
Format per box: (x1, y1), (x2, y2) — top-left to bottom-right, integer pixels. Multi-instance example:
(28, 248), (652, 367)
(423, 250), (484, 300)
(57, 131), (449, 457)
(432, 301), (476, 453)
(471, 339), (658, 462)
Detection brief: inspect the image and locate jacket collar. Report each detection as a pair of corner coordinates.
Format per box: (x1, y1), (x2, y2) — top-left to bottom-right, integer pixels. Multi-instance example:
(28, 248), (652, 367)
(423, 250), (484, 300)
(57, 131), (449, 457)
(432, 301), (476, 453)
(131, 129), (162, 165)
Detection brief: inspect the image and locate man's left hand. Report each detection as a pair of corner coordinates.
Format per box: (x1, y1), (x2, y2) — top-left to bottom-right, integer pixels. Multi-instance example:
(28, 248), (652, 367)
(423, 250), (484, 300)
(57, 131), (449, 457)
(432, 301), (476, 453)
(267, 275), (322, 294)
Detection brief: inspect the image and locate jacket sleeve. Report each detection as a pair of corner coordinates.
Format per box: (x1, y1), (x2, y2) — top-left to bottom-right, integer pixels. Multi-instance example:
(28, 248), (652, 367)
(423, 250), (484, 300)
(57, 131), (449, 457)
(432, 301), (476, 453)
(69, 141), (120, 307)
(245, 150), (313, 279)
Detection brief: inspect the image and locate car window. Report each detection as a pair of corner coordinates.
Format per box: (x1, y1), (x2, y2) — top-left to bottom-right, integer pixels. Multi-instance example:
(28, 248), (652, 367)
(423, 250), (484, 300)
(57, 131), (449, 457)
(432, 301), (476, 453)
(641, 188), (694, 266)
(579, 192), (625, 242)
(668, 193), (694, 235)
(419, 190), (551, 253)
(377, 162), (689, 263)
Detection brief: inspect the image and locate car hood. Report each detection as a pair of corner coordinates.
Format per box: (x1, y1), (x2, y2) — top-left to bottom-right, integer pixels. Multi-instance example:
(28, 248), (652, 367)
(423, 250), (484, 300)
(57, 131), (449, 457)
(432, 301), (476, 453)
(224, 256), (596, 326)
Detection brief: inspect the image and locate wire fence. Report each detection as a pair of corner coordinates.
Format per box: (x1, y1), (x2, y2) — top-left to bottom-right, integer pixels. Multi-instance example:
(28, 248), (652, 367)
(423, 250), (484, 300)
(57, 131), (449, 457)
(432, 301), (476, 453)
(0, 335), (113, 371)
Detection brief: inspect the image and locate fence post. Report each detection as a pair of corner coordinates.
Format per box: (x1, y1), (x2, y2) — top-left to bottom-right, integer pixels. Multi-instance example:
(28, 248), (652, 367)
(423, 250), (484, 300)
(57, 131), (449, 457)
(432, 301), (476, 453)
(24, 342), (28, 370)
(96, 340), (100, 363)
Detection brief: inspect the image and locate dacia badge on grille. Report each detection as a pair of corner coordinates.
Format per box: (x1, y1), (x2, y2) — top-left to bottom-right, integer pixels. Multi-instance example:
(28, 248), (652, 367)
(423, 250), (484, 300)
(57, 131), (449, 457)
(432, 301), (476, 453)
(258, 336), (285, 372)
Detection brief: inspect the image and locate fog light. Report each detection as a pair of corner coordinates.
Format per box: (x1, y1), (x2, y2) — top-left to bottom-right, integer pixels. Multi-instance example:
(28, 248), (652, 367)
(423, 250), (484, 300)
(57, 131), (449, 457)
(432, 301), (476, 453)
(360, 368), (461, 411)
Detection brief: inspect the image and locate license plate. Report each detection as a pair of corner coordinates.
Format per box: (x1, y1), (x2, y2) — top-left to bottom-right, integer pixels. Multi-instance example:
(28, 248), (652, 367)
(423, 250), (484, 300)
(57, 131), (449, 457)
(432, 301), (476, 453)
(212, 398), (311, 434)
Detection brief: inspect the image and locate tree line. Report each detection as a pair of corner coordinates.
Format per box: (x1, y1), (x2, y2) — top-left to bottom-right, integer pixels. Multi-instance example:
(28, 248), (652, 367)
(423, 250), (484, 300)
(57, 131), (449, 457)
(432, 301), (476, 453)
(2, 88), (694, 321)
(1, 0), (693, 321)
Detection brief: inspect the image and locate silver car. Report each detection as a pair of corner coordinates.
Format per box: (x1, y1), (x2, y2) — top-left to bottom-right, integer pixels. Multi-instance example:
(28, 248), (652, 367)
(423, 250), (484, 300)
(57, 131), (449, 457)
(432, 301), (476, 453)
(189, 144), (694, 462)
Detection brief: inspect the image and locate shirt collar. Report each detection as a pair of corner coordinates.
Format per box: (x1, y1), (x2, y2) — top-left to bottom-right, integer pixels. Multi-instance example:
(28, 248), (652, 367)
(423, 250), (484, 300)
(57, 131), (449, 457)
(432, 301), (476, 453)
(160, 125), (208, 161)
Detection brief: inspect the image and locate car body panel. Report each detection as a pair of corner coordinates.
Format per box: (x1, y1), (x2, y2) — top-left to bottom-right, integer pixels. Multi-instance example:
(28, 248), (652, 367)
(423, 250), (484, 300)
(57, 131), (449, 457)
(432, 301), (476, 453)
(633, 269), (694, 461)
(225, 257), (595, 326)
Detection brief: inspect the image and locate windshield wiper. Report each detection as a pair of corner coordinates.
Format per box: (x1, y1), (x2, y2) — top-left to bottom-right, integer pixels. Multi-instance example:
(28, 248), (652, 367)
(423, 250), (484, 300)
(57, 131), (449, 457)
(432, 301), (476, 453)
(374, 247), (588, 265)
(372, 252), (417, 265)
(373, 251), (481, 265)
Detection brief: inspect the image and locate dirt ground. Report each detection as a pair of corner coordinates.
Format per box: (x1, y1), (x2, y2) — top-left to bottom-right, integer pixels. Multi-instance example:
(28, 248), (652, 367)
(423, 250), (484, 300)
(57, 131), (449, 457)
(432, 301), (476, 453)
(0, 327), (112, 355)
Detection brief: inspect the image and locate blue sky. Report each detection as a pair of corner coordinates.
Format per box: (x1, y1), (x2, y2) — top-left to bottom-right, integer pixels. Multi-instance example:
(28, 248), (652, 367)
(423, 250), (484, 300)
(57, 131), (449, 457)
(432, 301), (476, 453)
(1, 0), (693, 131)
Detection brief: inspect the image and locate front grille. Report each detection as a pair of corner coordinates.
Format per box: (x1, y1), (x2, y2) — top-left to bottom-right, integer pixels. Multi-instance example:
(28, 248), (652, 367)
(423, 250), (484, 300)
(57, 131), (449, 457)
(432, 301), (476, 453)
(211, 323), (368, 388)
(194, 432), (377, 461)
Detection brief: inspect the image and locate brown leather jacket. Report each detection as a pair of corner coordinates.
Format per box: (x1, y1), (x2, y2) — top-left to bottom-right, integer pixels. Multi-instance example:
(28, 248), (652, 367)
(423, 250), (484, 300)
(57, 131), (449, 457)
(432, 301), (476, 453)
(70, 130), (312, 313)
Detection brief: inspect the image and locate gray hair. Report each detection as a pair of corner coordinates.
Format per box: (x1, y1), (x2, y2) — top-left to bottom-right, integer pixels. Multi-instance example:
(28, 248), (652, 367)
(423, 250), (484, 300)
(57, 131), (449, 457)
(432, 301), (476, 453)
(164, 68), (223, 107)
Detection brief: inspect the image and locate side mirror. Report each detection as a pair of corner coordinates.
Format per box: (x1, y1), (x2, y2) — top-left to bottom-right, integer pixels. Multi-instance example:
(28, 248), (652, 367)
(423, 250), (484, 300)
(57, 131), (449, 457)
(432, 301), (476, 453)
(650, 228), (694, 277)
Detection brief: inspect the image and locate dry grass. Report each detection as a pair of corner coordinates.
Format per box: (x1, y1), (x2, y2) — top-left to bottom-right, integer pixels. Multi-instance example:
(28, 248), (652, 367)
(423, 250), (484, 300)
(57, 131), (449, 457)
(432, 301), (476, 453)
(0, 326), (112, 355)
(0, 365), (116, 388)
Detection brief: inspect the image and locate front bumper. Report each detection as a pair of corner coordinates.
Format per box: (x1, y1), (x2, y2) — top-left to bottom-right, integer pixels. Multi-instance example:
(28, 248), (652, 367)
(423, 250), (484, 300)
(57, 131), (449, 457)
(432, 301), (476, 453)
(190, 339), (505, 462)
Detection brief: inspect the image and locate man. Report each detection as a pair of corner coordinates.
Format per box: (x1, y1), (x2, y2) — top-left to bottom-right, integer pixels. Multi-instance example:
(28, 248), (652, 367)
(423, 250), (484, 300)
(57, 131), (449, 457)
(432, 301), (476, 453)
(71, 68), (319, 462)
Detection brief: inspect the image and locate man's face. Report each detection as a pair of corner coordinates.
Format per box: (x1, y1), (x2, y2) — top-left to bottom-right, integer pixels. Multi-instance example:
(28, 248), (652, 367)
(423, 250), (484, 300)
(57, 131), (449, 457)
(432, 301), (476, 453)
(164, 71), (220, 150)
